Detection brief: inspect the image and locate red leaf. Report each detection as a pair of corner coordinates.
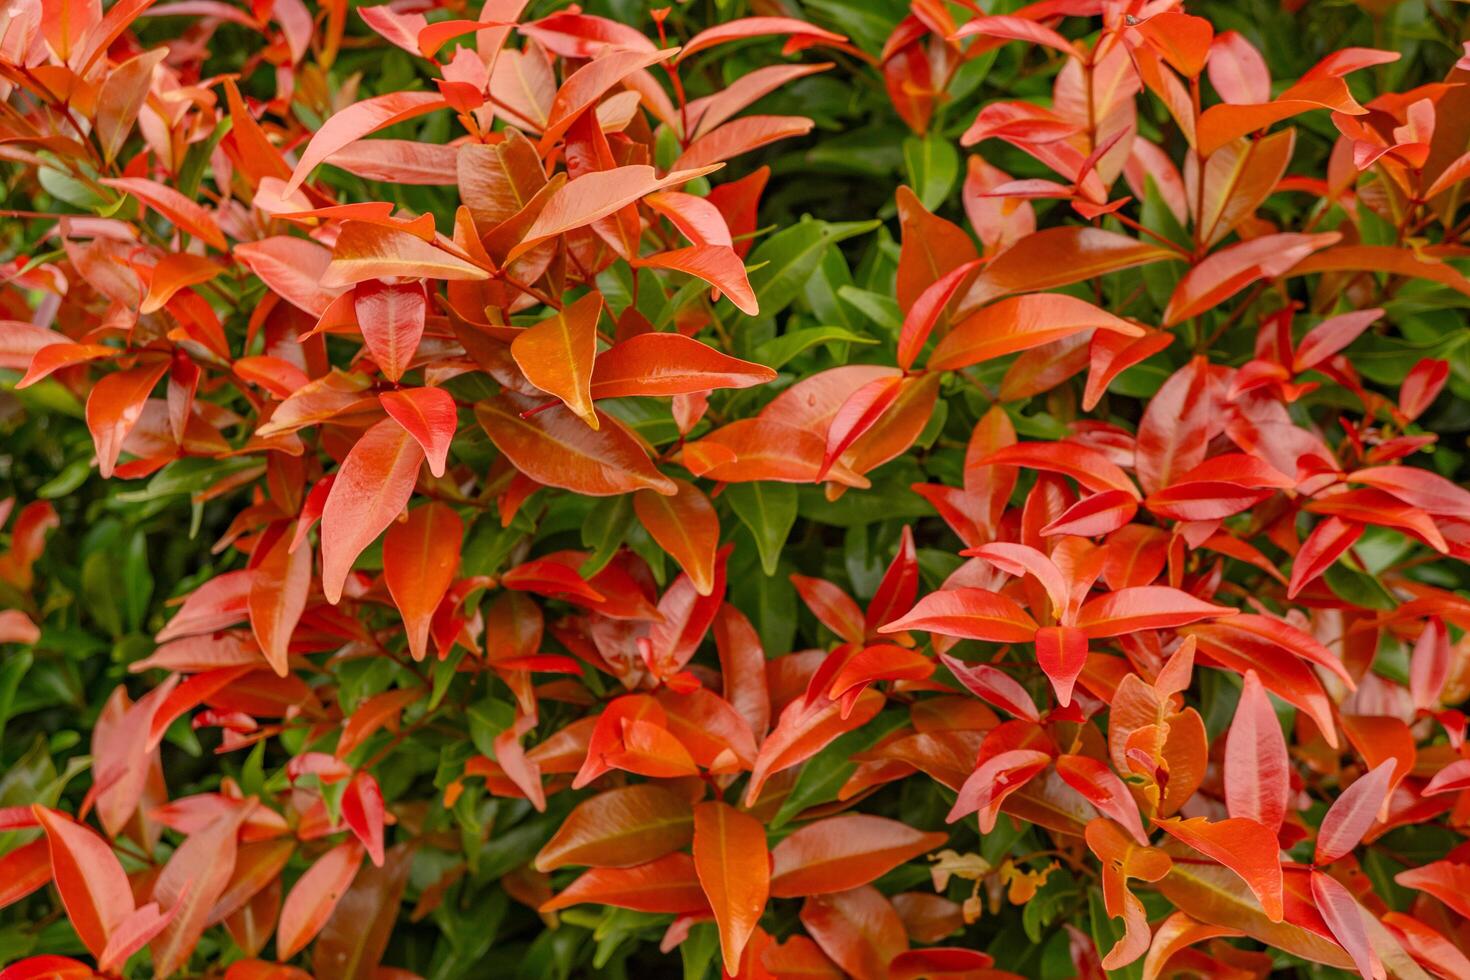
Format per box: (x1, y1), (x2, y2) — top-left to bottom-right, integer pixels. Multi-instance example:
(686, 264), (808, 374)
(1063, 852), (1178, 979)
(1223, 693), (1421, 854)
(1396, 860), (1470, 919)
(277, 840), (365, 959)
(341, 772), (387, 866)
(790, 575), (865, 646)
(880, 588), (1038, 643)
(284, 92), (448, 197)
(947, 748), (1050, 829)
(1410, 617), (1451, 712)
(1224, 670), (1289, 832)
(1074, 587), (1235, 639)
(0, 837), (51, 910)
(31, 806), (135, 961)
(889, 949), (1000, 980)
(353, 280), (427, 383)
(1311, 870), (1381, 980)
(1035, 625), (1088, 707)
(1400, 357), (1449, 421)
(939, 654), (1041, 722)
(1315, 759), (1395, 865)
(1135, 357), (1212, 497)
(675, 16), (847, 62)
(1347, 465), (1470, 519)
(1292, 308), (1383, 372)
(744, 688), (884, 806)
(714, 604), (771, 740)
(1055, 754), (1148, 845)
(320, 417), (425, 604)
(379, 387), (457, 479)
(1163, 233), (1339, 325)
(975, 442), (1138, 498)
(1287, 517), (1363, 598)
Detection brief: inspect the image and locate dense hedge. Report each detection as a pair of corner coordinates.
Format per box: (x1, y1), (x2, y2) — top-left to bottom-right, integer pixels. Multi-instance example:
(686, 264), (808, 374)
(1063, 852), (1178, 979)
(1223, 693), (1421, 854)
(2, 0), (1470, 977)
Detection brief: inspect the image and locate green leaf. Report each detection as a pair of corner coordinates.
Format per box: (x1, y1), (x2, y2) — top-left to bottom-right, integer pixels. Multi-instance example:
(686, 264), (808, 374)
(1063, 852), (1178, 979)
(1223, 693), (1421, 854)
(754, 325), (877, 370)
(747, 218), (881, 318)
(81, 550), (124, 639)
(1088, 889), (1144, 980)
(579, 494), (633, 577)
(468, 697), (516, 757)
(680, 922), (721, 980)
(837, 285), (903, 333)
(903, 133), (960, 211)
(0, 651), (32, 750)
(1323, 562), (1397, 611)
(728, 536), (796, 657)
(114, 456), (263, 503)
(725, 481), (798, 576)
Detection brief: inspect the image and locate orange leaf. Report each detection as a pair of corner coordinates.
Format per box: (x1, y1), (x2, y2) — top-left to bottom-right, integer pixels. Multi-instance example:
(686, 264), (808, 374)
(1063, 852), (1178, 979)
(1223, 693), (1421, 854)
(799, 886), (907, 980)
(540, 852), (711, 914)
(323, 221), (490, 287)
(634, 478), (720, 596)
(635, 244), (758, 315)
(248, 525), (312, 676)
(100, 177), (227, 250)
(235, 237), (341, 317)
(511, 291), (603, 429)
(692, 801), (770, 967)
(140, 253), (221, 314)
(589, 333), (774, 399)
(383, 503), (463, 662)
(1156, 816), (1284, 922)
(86, 359), (169, 478)
(535, 784), (694, 872)
(507, 164), (720, 263)
(150, 805), (249, 977)
(770, 814), (946, 898)
(671, 115), (814, 171)
(928, 294), (1143, 371)
(474, 391), (675, 496)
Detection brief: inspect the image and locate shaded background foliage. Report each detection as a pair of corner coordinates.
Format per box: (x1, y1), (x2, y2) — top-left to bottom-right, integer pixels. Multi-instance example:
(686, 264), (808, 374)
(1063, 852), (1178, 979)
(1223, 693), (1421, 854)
(1, 0), (1470, 977)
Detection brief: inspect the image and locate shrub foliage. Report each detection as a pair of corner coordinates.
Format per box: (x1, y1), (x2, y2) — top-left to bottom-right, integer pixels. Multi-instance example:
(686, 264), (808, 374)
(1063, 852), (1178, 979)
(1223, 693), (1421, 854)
(2, 0), (1470, 977)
